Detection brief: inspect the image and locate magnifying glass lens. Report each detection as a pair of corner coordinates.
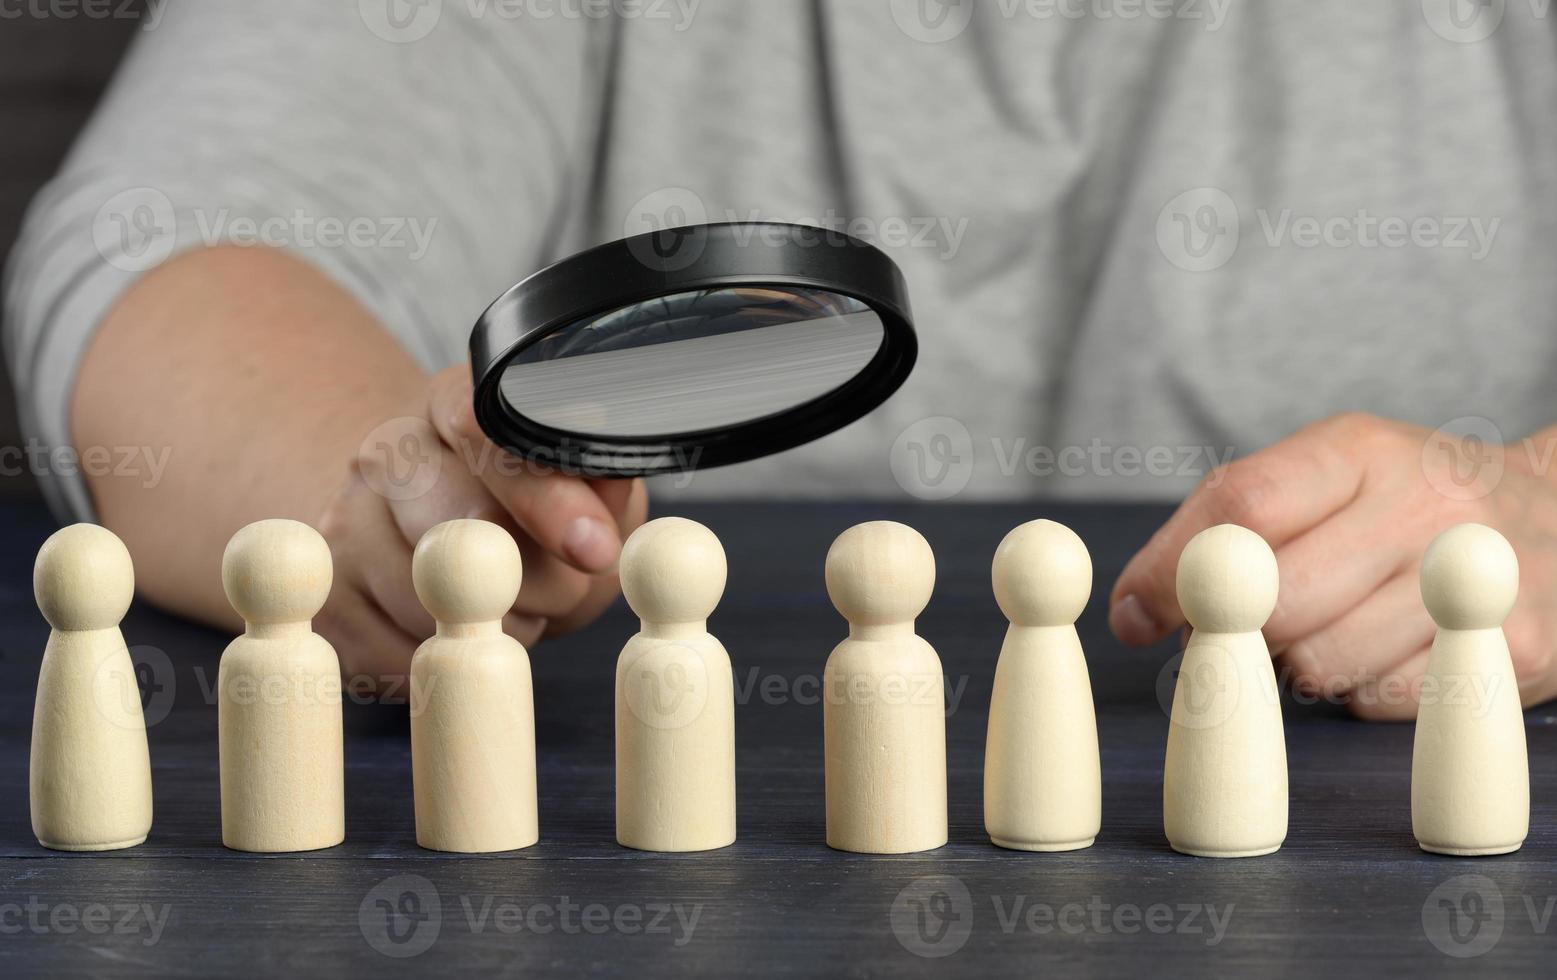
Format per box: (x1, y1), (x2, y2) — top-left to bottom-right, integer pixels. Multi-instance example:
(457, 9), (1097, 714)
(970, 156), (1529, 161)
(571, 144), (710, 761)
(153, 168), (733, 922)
(498, 286), (885, 438)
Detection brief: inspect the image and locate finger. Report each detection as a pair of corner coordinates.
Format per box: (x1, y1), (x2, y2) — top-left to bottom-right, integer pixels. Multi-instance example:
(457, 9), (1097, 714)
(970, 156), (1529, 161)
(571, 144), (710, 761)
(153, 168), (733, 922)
(376, 438), (502, 549)
(331, 465), (439, 640)
(513, 530), (597, 619)
(1346, 648), (1430, 721)
(1278, 569), (1433, 697)
(590, 477), (639, 524)
(1262, 501), (1417, 648)
(504, 611), (548, 648)
(546, 569), (625, 638)
(1110, 415), (1370, 646)
(316, 578), (422, 688)
(1503, 613), (1557, 703)
(427, 366), (622, 574)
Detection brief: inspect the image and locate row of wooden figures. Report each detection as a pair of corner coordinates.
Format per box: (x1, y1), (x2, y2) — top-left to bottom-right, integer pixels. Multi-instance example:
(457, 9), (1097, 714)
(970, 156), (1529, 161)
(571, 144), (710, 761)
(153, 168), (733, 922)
(29, 514), (1529, 857)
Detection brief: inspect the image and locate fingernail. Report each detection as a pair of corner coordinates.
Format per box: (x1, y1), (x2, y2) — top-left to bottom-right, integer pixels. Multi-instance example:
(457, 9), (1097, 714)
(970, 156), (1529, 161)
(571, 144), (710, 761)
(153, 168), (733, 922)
(1109, 594), (1161, 646)
(563, 516), (620, 573)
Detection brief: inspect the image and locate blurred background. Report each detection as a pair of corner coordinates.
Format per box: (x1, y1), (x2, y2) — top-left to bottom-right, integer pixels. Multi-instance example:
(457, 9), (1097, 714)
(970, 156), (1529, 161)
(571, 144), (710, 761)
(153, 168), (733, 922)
(0, 6), (145, 501)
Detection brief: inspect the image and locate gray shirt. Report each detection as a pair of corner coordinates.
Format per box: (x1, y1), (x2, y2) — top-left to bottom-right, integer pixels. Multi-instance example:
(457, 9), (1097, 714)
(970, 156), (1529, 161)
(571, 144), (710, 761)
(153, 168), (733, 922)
(6, 0), (1556, 518)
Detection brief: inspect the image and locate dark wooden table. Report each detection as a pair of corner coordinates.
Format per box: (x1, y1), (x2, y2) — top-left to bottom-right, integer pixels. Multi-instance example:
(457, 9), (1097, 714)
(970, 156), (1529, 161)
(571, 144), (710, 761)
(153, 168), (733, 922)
(0, 501), (1552, 978)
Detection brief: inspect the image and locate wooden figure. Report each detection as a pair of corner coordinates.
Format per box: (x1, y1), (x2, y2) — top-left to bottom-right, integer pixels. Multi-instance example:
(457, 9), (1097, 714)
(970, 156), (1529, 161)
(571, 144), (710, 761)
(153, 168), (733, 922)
(218, 519), (344, 852)
(1162, 523), (1287, 858)
(823, 521), (946, 854)
(983, 519), (1101, 851)
(615, 517), (736, 852)
(1412, 522), (1529, 856)
(410, 519), (538, 853)
(29, 524), (153, 851)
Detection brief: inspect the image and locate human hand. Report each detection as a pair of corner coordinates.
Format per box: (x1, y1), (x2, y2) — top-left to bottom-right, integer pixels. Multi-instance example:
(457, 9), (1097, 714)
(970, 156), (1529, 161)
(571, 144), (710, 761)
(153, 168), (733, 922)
(315, 365), (648, 686)
(1109, 413), (1557, 718)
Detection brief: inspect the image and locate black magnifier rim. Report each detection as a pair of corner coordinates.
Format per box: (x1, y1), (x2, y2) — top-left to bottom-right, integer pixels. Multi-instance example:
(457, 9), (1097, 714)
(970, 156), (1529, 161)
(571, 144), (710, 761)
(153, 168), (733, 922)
(469, 221), (916, 478)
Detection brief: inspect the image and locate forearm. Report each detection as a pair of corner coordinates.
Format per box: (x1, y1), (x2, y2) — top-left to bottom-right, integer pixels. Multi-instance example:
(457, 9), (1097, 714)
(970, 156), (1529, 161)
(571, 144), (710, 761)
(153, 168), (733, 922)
(71, 245), (427, 628)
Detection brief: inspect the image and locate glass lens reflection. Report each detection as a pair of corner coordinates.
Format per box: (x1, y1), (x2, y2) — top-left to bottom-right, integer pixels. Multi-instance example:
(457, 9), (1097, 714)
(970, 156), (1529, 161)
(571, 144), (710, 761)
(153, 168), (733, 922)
(500, 287), (884, 438)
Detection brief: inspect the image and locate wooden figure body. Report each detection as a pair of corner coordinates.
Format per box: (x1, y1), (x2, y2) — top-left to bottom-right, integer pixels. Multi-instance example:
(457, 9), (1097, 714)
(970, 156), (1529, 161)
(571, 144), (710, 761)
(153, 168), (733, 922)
(983, 519), (1101, 852)
(823, 521), (946, 854)
(29, 524), (153, 851)
(218, 520), (344, 853)
(410, 519), (538, 853)
(615, 517), (736, 852)
(1163, 524), (1288, 858)
(1412, 522), (1529, 856)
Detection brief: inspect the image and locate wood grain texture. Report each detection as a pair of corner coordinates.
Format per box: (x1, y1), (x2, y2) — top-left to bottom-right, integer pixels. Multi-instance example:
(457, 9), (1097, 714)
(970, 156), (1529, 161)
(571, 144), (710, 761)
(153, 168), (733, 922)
(0, 501), (1554, 978)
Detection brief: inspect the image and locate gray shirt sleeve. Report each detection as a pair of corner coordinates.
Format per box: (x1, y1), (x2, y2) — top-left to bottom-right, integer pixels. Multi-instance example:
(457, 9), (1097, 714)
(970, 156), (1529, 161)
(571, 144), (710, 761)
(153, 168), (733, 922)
(2, 0), (598, 520)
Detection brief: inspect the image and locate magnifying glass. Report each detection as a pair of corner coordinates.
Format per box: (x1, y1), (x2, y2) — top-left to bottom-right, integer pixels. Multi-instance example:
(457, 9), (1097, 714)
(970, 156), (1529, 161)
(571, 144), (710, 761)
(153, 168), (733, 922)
(469, 222), (916, 477)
